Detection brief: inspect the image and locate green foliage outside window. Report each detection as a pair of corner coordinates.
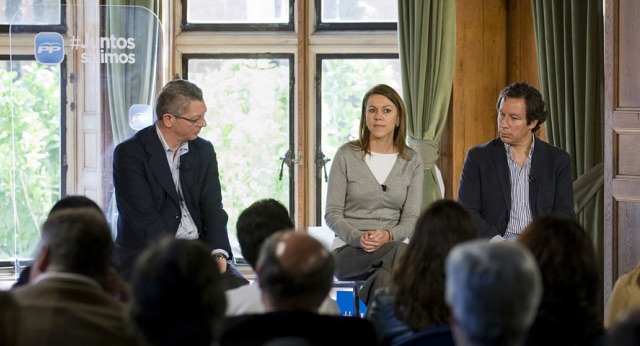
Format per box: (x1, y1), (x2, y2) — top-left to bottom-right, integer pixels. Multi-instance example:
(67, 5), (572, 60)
(0, 61), (61, 260)
(188, 58), (290, 255)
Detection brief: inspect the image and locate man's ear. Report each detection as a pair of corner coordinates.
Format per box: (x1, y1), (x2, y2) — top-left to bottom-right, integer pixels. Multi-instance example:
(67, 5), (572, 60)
(29, 243), (50, 282)
(528, 119), (539, 131)
(162, 113), (174, 127)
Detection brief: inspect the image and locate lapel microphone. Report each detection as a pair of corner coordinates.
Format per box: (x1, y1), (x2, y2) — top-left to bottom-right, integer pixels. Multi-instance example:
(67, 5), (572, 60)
(528, 175), (535, 182)
(381, 185), (387, 192)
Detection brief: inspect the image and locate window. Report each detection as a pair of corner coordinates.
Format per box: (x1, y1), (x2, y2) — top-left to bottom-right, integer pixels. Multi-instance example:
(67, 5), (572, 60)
(184, 54), (294, 255)
(315, 54), (401, 224)
(0, 56), (65, 267)
(0, 0), (65, 33)
(177, 0), (399, 247)
(316, 0), (397, 31)
(182, 0), (294, 31)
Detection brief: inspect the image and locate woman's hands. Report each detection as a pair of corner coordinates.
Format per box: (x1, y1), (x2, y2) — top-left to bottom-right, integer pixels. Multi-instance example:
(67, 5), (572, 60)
(360, 229), (393, 252)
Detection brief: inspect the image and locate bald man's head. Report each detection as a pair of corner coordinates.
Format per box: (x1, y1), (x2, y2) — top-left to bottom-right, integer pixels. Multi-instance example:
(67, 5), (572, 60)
(256, 231), (334, 312)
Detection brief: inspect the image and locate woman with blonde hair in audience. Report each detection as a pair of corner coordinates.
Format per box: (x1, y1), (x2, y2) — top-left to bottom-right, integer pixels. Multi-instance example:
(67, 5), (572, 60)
(367, 199), (477, 345)
(518, 214), (604, 346)
(606, 262), (640, 328)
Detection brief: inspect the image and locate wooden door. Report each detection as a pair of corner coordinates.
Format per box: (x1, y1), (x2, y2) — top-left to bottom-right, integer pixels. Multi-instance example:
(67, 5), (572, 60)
(604, 0), (640, 305)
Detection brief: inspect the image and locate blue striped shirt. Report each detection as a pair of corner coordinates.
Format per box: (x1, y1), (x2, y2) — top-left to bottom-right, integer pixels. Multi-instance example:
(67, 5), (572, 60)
(493, 140), (535, 242)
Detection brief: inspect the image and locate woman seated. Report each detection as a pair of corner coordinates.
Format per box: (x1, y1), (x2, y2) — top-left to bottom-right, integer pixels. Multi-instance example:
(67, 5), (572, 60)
(518, 215), (604, 346)
(366, 199), (477, 345)
(324, 84), (424, 306)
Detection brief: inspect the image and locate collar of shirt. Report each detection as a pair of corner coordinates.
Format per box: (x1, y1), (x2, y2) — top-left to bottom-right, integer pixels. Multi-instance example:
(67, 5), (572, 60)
(155, 123), (189, 158)
(33, 271), (102, 289)
(503, 137), (535, 161)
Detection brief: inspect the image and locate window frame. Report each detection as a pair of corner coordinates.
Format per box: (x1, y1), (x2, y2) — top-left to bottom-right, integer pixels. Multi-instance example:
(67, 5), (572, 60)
(0, 0), (67, 33)
(313, 53), (400, 224)
(181, 52), (297, 220)
(181, 0), (295, 32)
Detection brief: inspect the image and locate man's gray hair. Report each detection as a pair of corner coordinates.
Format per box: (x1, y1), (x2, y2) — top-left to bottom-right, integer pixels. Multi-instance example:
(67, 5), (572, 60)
(445, 240), (542, 346)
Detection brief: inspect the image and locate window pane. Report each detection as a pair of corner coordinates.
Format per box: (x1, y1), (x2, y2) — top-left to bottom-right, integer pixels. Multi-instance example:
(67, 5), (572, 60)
(320, 0), (397, 23)
(0, 60), (61, 261)
(187, 57), (292, 257)
(318, 57), (401, 224)
(187, 0), (289, 24)
(1, 0), (61, 25)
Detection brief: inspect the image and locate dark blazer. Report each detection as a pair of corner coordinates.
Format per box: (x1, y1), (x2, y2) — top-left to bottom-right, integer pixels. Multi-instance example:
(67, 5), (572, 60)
(113, 125), (230, 276)
(11, 276), (137, 346)
(457, 136), (575, 238)
(221, 311), (377, 346)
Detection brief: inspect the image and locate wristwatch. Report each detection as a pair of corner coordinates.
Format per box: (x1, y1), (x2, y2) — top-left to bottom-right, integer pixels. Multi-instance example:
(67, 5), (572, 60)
(212, 252), (227, 261)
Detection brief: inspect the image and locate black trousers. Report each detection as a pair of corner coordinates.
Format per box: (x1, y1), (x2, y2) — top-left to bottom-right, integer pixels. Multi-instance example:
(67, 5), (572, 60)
(333, 241), (407, 306)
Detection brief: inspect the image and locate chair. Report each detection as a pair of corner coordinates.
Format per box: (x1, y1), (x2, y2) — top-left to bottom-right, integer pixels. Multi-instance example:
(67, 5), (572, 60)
(308, 226), (366, 317)
(391, 325), (455, 346)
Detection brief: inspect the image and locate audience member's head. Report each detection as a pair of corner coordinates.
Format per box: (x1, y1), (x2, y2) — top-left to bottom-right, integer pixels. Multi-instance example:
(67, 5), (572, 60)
(14, 195), (104, 287)
(445, 241), (542, 346)
(256, 232), (334, 313)
(518, 214), (603, 346)
(47, 195), (103, 218)
(236, 199), (293, 269)
(607, 308), (640, 346)
(31, 207), (113, 283)
(390, 199), (477, 330)
(129, 237), (226, 346)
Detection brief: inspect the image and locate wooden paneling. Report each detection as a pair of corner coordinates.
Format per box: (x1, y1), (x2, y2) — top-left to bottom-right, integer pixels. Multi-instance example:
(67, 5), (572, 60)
(505, 0), (546, 142)
(618, 0), (640, 108)
(605, 0), (640, 307)
(617, 132), (640, 175)
(506, 0), (539, 87)
(448, 0), (506, 197)
(442, 0), (540, 198)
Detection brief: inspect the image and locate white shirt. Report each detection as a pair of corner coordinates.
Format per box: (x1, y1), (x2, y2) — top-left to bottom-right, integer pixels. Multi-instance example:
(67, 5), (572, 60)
(225, 281), (341, 316)
(490, 140), (535, 243)
(155, 125), (199, 240)
(365, 152), (398, 184)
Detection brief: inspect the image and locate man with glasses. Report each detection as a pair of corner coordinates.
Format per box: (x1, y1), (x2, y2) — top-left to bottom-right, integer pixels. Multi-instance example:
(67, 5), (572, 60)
(113, 79), (247, 288)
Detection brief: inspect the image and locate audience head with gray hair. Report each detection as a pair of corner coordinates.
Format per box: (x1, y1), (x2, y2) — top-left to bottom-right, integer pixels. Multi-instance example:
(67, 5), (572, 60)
(256, 231), (334, 313)
(445, 241), (542, 346)
(34, 207), (113, 281)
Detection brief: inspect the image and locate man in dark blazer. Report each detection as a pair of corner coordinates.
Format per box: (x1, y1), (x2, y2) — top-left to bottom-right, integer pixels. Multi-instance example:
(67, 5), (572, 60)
(221, 232), (376, 346)
(113, 79), (245, 287)
(458, 83), (575, 241)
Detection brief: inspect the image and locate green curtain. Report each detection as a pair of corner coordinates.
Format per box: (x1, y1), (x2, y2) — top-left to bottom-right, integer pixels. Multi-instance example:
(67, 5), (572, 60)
(532, 0), (604, 259)
(398, 0), (456, 210)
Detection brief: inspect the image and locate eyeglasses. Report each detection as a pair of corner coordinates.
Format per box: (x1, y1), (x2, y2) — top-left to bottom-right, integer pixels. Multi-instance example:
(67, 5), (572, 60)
(172, 114), (206, 127)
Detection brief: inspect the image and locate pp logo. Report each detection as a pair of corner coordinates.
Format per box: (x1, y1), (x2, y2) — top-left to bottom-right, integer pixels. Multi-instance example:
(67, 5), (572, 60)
(35, 32), (64, 64)
(129, 104), (153, 131)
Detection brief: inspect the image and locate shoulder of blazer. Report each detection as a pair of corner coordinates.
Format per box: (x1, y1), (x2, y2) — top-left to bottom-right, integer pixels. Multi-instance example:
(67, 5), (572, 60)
(467, 137), (504, 159)
(188, 136), (215, 156)
(534, 136), (570, 160)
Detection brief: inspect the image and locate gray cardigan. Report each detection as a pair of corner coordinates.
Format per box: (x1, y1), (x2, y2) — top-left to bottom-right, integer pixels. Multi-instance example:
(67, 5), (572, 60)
(324, 143), (424, 249)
